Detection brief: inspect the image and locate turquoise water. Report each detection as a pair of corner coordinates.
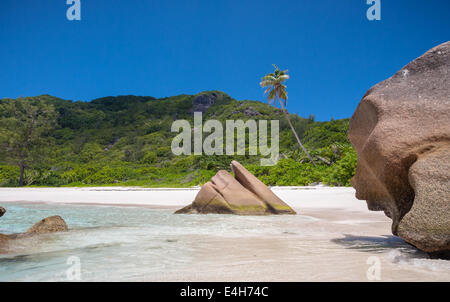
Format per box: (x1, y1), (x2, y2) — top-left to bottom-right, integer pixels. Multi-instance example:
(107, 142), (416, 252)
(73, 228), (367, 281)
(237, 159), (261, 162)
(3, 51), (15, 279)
(1, 202), (449, 281)
(0, 203), (315, 281)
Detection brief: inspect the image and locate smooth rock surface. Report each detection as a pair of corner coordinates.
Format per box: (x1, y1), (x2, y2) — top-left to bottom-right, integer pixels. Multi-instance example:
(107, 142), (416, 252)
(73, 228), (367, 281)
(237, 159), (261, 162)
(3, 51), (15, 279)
(25, 215), (68, 234)
(348, 41), (450, 257)
(397, 148), (450, 256)
(231, 161), (296, 214)
(0, 215), (68, 253)
(176, 161), (295, 215)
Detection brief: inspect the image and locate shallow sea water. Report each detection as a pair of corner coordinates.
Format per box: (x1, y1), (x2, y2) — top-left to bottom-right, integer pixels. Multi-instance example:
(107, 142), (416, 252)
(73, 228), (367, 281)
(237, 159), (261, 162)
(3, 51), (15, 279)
(0, 202), (449, 281)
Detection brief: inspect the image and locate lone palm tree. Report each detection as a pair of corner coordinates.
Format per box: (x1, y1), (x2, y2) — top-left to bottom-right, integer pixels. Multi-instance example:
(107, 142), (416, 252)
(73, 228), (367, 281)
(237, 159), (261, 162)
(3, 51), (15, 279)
(260, 65), (316, 167)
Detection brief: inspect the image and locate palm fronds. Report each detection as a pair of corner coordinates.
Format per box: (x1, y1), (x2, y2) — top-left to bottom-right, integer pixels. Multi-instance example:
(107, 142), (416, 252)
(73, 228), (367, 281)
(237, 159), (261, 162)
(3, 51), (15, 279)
(259, 65), (316, 167)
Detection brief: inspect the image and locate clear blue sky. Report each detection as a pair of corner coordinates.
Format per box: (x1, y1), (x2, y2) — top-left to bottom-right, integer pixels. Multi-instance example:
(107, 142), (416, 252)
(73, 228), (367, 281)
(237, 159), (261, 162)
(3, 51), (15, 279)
(1, 0), (449, 121)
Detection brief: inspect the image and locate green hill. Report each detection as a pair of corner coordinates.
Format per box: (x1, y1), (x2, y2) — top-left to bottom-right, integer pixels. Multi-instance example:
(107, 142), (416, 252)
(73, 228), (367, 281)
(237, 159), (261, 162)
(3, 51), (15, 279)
(0, 91), (356, 187)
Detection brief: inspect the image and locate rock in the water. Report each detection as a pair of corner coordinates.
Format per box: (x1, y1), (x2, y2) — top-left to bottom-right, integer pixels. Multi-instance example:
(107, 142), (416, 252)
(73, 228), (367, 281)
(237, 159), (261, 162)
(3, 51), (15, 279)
(231, 161), (296, 214)
(0, 215), (68, 253)
(397, 148), (450, 256)
(0, 207), (10, 252)
(348, 41), (450, 258)
(0, 233), (9, 244)
(0, 233), (9, 253)
(25, 215), (68, 234)
(176, 161), (295, 215)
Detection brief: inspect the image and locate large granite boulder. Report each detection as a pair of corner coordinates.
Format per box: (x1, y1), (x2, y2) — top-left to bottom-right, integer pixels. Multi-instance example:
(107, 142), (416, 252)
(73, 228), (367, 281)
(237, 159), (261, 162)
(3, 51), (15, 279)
(0, 214), (68, 253)
(231, 161), (295, 214)
(348, 41), (450, 258)
(176, 161), (295, 215)
(24, 215), (68, 234)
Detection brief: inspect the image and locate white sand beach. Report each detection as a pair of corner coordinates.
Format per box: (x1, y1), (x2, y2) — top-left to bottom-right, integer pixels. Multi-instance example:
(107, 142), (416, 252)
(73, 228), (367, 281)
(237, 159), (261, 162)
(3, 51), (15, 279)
(0, 186), (449, 281)
(0, 186), (369, 210)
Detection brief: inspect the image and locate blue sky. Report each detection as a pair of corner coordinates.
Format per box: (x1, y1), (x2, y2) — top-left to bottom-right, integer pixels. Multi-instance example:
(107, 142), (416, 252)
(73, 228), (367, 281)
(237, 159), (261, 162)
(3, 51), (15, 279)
(0, 0), (449, 121)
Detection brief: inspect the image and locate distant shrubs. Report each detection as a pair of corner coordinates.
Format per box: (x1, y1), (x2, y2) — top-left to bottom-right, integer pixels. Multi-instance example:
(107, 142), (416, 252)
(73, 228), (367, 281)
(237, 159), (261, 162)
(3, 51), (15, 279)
(0, 149), (357, 187)
(0, 143), (358, 187)
(141, 151), (157, 164)
(84, 166), (136, 184)
(246, 146), (357, 187)
(0, 165), (20, 186)
(79, 143), (103, 163)
(326, 148), (357, 186)
(249, 159), (325, 186)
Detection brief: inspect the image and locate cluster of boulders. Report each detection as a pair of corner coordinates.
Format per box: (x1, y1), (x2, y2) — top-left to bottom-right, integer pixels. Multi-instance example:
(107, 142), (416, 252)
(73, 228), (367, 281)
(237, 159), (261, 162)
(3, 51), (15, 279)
(349, 41), (450, 258)
(176, 160), (295, 215)
(0, 207), (68, 253)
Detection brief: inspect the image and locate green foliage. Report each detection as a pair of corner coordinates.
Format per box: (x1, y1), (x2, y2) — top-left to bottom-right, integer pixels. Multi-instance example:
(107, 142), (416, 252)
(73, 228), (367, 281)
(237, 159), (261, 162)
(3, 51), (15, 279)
(0, 91), (357, 187)
(84, 166), (136, 184)
(141, 151), (157, 164)
(0, 97), (57, 185)
(326, 147), (357, 186)
(302, 119), (350, 149)
(79, 143), (103, 163)
(0, 165), (20, 186)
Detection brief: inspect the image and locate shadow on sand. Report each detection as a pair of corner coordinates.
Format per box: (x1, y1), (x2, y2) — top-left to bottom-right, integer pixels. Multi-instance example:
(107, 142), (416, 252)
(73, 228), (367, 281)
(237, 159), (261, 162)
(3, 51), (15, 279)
(331, 234), (421, 254)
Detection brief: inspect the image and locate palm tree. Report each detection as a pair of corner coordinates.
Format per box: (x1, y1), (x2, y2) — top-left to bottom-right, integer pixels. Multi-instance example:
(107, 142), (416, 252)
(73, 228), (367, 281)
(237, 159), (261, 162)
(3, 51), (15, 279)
(260, 64), (316, 167)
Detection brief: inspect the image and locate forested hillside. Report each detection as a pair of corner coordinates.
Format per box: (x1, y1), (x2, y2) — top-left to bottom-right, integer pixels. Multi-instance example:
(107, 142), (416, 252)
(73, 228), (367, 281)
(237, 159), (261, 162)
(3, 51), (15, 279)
(0, 91), (356, 187)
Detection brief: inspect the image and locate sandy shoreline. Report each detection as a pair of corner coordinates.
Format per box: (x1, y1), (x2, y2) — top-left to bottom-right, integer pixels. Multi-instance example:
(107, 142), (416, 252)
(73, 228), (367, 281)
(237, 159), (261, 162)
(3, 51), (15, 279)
(0, 186), (369, 212)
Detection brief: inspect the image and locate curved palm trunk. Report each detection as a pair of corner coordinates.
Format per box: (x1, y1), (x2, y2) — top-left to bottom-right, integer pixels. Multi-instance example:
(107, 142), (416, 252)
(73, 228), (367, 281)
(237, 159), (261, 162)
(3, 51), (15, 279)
(278, 100), (316, 167)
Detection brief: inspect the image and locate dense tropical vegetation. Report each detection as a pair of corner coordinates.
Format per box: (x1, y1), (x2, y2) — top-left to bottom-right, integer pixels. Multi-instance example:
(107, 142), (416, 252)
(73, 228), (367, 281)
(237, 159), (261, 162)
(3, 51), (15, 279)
(0, 91), (356, 187)
(0, 99), (57, 186)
